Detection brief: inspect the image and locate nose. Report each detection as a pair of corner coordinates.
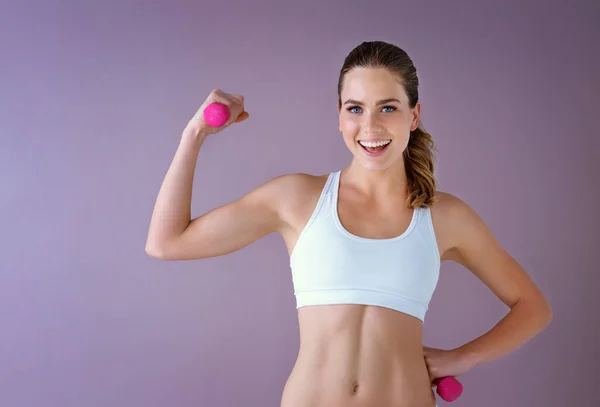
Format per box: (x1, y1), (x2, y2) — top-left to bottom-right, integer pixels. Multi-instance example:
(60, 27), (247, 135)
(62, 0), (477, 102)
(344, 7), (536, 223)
(362, 112), (383, 135)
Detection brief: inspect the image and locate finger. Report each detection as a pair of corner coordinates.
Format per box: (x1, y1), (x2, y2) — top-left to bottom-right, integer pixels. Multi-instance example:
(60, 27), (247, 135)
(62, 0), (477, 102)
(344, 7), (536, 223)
(230, 94), (244, 104)
(234, 111), (250, 123)
(211, 94), (232, 108)
(211, 88), (225, 96)
(206, 89), (227, 105)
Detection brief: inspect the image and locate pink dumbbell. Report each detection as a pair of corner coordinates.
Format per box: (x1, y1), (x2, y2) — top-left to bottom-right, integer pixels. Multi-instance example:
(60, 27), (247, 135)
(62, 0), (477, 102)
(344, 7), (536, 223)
(203, 102), (230, 127)
(436, 376), (463, 402)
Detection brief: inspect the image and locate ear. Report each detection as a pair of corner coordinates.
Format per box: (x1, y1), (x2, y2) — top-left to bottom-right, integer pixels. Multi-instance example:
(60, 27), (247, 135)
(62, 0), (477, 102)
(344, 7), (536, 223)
(410, 102), (421, 131)
(337, 104), (342, 132)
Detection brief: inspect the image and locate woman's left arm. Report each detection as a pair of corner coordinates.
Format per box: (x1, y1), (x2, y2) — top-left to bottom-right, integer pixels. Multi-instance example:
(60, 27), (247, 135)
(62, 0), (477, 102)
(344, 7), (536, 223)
(442, 195), (553, 370)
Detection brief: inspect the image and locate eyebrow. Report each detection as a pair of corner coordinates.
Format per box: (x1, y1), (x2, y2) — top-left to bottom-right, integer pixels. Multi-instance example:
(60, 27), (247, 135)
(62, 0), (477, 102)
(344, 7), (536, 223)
(343, 98), (401, 106)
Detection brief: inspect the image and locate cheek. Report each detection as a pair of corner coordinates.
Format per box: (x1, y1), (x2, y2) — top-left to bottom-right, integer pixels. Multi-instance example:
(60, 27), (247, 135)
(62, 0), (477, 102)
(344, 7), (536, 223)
(340, 115), (360, 133)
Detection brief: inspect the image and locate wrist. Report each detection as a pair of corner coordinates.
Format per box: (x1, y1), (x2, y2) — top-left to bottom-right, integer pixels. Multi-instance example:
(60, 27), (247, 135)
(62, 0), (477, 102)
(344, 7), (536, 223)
(182, 126), (208, 145)
(453, 346), (481, 370)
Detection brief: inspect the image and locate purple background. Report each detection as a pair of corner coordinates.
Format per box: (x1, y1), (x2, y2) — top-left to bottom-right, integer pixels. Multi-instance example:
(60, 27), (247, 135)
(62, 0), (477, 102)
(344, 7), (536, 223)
(1, 1), (598, 406)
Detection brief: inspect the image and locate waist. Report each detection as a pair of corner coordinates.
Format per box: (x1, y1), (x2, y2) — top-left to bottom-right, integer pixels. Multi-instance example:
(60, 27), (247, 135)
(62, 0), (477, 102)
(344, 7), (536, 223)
(282, 352), (435, 407)
(281, 304), (436, 407)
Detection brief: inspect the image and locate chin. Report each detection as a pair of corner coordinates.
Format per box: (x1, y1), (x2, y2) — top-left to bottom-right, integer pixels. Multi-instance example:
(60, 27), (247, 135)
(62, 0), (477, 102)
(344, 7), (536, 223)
(353, 149), (404, 173)
(355, 157), (399, 172)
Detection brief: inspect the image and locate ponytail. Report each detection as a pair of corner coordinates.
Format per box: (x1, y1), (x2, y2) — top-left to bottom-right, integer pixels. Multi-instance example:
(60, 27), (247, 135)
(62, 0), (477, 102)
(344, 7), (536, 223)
(403, 122), (438, 208)
(336, 40), (439, 208)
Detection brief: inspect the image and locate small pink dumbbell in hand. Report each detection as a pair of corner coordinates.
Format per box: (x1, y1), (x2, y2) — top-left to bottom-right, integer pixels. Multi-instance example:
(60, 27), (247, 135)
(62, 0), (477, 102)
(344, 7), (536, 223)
(436, 376), (463, 402)
(203, 102), (230, 127)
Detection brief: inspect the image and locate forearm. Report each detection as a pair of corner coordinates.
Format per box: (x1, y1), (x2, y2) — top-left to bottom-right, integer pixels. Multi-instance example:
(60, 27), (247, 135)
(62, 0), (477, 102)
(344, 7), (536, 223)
(146, 128), (207, 250)
(455, 296), (553, 369)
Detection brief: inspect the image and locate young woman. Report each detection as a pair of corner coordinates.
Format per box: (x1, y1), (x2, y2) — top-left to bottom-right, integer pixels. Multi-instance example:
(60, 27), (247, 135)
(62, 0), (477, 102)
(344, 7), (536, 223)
(146, 41), (552, 407)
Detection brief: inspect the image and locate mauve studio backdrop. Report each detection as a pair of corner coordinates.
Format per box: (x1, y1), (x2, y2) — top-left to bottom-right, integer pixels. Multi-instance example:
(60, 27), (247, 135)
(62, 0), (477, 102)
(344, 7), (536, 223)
(1, 1), (598, 406)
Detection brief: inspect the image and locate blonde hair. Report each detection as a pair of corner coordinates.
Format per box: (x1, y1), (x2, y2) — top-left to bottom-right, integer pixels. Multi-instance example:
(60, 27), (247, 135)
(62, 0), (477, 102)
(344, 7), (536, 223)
(337, 41), (438, 208)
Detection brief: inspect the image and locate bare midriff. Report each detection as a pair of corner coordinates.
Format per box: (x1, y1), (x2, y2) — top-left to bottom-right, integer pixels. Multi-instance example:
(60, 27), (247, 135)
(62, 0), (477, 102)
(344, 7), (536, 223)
(280, 304), (437, 407)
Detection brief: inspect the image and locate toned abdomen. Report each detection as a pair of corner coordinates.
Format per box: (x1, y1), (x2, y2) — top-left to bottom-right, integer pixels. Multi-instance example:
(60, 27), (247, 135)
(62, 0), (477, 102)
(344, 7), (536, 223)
(280, 304), (437, 407)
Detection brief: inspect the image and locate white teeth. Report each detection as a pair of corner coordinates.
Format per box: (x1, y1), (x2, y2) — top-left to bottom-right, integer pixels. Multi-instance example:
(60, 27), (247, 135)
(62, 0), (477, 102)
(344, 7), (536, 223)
(359, 140), (391, 148)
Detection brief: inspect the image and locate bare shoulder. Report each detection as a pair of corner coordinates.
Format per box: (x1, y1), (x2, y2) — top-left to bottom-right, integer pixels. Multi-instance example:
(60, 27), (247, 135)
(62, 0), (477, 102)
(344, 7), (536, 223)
(429, 190), (489, 262)
(244, 171), (329, 219)
(430, 190), (471, 220)
(265, 172), (331, 245)
(247, 172), (321, 201)
(271, 172), (330, 216)
(270, 172), (328, 197)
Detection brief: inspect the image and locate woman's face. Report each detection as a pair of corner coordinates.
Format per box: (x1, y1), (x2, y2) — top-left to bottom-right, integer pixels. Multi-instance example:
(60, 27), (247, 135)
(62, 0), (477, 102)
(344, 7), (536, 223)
(338, 67), (420, 172)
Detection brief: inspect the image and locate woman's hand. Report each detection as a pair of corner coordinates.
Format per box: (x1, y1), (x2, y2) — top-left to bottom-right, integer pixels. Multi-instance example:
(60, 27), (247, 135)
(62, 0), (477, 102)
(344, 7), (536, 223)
(422, 346), (474, 386)
(185, 88), (249, 139)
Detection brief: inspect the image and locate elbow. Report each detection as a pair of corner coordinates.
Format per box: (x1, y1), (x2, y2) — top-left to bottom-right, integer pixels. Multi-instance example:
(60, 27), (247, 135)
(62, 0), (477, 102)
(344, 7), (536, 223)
(145, 244), (163, 259)
(539, 306), (553, 334)
(530, 293), (554, 329)
(537, 292), (553, 325)
(514, 292), (553, 330)
(543, 302), (553, 326)
(145, 239), (189, 261)
(145, 240), (172, 260)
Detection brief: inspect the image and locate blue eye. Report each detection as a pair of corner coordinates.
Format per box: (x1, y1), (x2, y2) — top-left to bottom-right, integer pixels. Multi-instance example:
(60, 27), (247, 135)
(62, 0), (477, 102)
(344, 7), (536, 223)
(346, 106), (396, 114)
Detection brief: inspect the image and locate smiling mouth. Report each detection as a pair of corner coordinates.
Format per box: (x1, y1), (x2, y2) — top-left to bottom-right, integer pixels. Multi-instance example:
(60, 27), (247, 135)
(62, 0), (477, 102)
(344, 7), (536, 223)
(358, 140), (391, 155)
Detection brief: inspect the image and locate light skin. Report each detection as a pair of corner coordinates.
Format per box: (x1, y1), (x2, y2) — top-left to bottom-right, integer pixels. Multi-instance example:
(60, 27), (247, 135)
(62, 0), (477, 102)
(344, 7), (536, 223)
(337, 66), (553, 385)
(146, 69), (553, 393)
(337, 66), (419, 197)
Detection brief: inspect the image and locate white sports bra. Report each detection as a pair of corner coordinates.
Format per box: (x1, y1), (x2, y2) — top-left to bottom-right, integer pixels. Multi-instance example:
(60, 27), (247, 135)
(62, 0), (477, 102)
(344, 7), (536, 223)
(289, 170), (441, 322)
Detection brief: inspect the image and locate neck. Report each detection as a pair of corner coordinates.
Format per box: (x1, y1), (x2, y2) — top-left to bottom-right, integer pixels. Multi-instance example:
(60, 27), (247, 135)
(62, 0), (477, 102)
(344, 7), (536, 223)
(343, 159), (408, 197)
